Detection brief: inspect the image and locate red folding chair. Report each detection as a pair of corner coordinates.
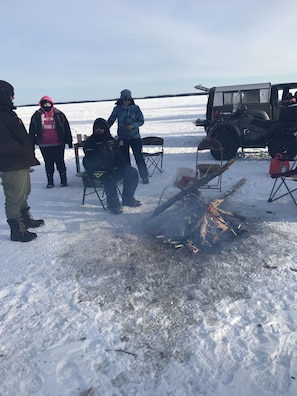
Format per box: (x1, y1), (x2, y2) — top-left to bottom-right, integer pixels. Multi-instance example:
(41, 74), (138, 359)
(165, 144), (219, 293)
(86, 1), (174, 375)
(268, 153), (297, 206)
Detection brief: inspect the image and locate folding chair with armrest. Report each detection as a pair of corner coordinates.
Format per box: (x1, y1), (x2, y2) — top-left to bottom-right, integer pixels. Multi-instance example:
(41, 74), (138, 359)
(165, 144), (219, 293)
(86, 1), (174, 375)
(195, 137), (224, 191)
(268, 154), (297, 206)
(81, 170), (107, 208)
(74, 141), (107, 208)
(142, 136), (164, 177)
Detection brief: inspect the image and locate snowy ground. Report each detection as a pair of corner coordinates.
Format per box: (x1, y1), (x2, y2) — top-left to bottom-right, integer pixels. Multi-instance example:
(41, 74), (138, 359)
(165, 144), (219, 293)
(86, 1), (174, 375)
(1, 96), (297, 396)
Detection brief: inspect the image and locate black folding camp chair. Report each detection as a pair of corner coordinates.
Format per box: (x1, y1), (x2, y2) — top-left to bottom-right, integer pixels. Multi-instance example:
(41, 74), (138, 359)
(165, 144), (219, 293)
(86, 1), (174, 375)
(142, 136), (164, 177)
(74, 142), (107, 208)
(78, 170), (107, 208)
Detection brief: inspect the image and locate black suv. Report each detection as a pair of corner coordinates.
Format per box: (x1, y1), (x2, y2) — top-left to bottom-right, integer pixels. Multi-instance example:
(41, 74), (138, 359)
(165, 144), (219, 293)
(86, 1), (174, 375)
(195, 82), (297, 160)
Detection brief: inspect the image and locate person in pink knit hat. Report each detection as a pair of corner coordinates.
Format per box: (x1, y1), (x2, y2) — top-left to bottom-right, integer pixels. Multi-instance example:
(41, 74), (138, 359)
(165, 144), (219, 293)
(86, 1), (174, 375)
(29, 96), (73, 188)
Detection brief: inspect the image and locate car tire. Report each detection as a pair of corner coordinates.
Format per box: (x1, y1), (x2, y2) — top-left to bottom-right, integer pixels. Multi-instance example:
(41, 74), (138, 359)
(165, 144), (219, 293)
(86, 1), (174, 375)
(212, 131), (239, 160)
(268, 132), (297, 159)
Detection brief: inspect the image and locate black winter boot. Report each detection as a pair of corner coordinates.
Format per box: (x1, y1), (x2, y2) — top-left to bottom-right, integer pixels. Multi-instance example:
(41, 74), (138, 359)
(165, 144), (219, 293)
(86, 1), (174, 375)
(47, 174), (54, 188)
(21, 207), (45, 229)
(7, 219), (37, 242)
(60, 173), (67, 187)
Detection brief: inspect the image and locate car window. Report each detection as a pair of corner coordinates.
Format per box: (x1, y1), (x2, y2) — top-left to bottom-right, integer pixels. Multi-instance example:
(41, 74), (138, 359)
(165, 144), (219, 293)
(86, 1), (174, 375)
(223, 92), (234, 104)
(218, 89), (268, 106)
(259, 88), (269, 103)
(242, 90), (259, 104)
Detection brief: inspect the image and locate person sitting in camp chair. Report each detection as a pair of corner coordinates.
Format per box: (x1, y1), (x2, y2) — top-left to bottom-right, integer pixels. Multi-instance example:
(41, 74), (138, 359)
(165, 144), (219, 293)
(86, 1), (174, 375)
(83, 118), (141, 214)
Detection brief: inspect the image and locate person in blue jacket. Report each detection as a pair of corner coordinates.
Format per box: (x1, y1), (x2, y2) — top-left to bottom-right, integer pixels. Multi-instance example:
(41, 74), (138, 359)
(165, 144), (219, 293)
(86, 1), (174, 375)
(107, 89), (149, 184)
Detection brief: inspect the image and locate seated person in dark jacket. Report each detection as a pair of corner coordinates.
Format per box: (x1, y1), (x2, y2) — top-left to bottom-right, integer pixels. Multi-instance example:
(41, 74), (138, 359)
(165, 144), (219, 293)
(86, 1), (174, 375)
(83, 118), (141, 214)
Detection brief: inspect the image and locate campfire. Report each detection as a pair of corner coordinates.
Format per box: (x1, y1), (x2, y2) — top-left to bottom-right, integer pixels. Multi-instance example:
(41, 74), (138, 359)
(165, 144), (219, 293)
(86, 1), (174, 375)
(145, 160), (247, 254)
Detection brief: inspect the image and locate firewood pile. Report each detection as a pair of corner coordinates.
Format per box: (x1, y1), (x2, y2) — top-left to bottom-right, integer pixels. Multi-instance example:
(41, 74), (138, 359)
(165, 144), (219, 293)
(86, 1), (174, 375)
(145, 160), (247, 254)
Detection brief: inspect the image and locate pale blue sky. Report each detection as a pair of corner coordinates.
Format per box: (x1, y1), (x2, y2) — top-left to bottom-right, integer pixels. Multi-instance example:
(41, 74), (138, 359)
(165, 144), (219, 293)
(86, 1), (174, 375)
(2, 0), (297, 105)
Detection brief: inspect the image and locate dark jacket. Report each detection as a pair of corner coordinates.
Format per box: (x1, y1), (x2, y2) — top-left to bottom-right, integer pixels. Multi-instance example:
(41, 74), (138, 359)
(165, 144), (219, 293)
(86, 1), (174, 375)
(29, 108), (73, 148)
(0, 106), (40, 172)
(107, 100), (144, 140)
(83, 118), (126, 175)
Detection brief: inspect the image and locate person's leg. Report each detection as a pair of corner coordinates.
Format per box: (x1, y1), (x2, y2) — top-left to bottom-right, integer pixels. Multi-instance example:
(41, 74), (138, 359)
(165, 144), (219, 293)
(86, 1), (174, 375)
(53, 145), (67, 186)
(130, 139), (149, 182)
(40, 146), (55, 187)
(0, 170), (38, 241)
(21, 207), (44, 228)
(102, 175), (122, 213)
(1, 169), (30, 220)
(121, 166), (141, 206)
(121, 140), (131, 165)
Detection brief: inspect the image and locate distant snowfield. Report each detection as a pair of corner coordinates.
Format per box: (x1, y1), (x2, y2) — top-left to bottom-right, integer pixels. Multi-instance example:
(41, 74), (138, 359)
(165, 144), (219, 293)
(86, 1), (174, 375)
(1, 96), (297, 396)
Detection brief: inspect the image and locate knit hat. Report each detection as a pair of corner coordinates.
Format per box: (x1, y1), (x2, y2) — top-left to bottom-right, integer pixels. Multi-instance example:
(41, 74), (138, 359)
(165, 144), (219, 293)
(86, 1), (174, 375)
(93, 117), (109, 130)
(92, 118), (112, 140)
(0, 80), (14, 107)
(120, 89), (132, 100)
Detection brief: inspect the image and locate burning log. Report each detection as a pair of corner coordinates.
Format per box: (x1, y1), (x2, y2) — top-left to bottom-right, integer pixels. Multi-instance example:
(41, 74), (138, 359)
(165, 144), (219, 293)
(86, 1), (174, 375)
(147, 175), (246, 254)
(145, 159), (235, 222)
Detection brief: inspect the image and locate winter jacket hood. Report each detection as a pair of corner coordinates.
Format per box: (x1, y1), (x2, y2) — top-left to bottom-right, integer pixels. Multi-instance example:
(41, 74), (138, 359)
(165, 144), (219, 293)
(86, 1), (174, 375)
(92, 118), (113, 141)
(39, 95), (54, 106)
(0, 80), (15, 110)
(39, 95), (54, 115)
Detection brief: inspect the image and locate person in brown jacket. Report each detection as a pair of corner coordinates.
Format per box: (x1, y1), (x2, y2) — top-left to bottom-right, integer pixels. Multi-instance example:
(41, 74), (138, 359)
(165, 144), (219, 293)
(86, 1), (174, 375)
(0, 80), (44, 242)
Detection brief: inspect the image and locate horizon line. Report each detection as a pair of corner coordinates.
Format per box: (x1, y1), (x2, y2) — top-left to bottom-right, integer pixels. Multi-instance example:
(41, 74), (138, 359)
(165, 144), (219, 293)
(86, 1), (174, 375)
(17, 92), (206, 107)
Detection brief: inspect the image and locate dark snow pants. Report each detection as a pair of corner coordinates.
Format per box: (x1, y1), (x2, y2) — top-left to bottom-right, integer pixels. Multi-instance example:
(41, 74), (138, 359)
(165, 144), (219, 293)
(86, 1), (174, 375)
(102, 165), (139, 208)
(39, 144), (66, 176)
(121, 139), (149, 181)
